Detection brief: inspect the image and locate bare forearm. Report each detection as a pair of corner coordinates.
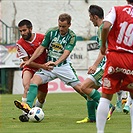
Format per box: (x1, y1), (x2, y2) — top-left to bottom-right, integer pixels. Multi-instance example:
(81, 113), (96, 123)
(93, 51), (105, 67)
(29, 45), (45, 63)
(54, 50), (70, 66)
(27, 62), (44, 69)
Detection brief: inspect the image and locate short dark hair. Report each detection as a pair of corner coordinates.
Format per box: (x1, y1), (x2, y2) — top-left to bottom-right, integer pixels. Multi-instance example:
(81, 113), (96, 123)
(58, 13), (71, 24)
(18, 19), (32, 28)
(88, 5), (104, 19)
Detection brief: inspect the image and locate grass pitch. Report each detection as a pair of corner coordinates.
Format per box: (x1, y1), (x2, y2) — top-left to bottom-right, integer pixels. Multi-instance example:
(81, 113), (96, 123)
(0, 93), (131, 133)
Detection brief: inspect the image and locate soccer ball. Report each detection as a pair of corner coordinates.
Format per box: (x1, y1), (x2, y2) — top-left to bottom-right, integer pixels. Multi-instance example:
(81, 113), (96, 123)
(28, 107), (44, 122)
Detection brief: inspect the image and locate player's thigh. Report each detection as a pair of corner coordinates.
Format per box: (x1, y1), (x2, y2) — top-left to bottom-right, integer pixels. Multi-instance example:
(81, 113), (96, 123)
(54, 64), (79, 84)
(36, 69), (56, 84)
(81, 78), (96, 90)
(30, 74), (43, 85)
(22, 70), (33, 87)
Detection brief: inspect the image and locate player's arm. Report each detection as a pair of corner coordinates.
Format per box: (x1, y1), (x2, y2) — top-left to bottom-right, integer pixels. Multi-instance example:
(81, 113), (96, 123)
(101, 7), (116, 55)
(55, 50), (70, 66)
(20, 54), (53, 70)
(46, 50), (71, 66)
(46, 34), (76, 66)
(88, 51), (104, 74)
(25, 45), (45, 65)
(101, 22), (111, 55)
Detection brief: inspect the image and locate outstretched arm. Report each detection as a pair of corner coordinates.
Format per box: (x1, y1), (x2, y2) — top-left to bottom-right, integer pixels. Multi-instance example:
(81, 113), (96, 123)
(25, 45), (45, 65)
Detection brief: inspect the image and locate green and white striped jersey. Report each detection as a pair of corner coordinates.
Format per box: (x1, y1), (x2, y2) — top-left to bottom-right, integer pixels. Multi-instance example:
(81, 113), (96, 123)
(41, 27), (76, 66)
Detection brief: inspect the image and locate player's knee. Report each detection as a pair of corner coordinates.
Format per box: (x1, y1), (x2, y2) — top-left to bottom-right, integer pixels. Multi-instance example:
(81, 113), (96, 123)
(30, 75), (42, 85)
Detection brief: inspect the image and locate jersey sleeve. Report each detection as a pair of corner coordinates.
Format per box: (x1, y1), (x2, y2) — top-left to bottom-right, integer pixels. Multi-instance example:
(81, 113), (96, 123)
(65, 35), (76, 52)
(103, 7), (116, 25)
(16, 43), (28, 59)
(41, 31), (51, 48)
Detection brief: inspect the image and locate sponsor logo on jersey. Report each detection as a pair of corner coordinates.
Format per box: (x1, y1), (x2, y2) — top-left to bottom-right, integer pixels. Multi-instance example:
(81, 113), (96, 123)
(108, 66), (115, 74)
(103, 78), (111, 88)
(52, 42), (63, 52)
(108, 66), (133, 75)
(115, 67), (133, 75)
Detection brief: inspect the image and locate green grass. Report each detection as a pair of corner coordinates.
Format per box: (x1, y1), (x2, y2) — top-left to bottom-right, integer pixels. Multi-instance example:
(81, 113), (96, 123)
(0, 93), (131, 133)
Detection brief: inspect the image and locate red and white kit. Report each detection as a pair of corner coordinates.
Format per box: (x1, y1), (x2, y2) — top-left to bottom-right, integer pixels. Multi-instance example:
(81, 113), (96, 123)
(102, 5), (133, 94)
(17, 33), (48, 93)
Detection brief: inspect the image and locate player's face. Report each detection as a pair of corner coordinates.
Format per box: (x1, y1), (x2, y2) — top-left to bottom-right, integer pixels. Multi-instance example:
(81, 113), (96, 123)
(89, 14), (98, 27)
(58, 20), (71, 36)
(19, 25), (32, 41)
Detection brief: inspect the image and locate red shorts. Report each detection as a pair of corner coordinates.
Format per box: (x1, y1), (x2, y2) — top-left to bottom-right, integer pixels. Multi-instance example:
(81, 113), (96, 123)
(22, 66), (48, 93)
(102, 52), (133, 94)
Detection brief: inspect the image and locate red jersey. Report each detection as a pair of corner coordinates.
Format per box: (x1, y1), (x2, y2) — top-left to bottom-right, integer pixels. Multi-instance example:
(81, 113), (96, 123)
(106, 5), (133, 53)
(16, 33), (47, 64)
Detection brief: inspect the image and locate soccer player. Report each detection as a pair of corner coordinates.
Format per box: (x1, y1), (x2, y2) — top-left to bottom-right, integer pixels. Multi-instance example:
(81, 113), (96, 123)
(96, 0), (133, 132)
(15, 19), (51, 122)
(14, 13), (92, 116)
(76, 5), (115, 124)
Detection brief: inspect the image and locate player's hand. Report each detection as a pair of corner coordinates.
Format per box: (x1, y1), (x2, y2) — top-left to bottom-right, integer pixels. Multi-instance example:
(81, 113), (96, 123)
(23, 60), (30, 67)
(87, 65), (97, 74)
(41, 63), (54, 71)
(20, 61), (26, 68)
(45, 61), (56, 67)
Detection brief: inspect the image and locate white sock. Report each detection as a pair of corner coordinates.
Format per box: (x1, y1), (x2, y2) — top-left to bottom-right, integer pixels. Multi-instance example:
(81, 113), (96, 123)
(35, 99), (45, 108)
(96, 97), (110, 133)
(21, 97), (27, 114)
(122, 91), (127, 99)
(125, 92), (132, 106)
(22, 97), (27, 103)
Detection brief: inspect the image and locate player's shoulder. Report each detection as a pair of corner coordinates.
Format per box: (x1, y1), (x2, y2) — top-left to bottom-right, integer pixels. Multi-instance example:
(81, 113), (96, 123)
(17, 38), (25, 45)
(114, 5), (130, 11)
(68, 29), (76, 37)
(36, 33), (45, 38)
(45, 26), (58, 34)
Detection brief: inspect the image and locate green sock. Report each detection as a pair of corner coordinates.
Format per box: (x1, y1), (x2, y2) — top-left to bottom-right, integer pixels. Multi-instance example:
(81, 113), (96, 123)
(89, 89), (101, 103)
(87, 100), (96, 121)
(27, 84), (38, 108)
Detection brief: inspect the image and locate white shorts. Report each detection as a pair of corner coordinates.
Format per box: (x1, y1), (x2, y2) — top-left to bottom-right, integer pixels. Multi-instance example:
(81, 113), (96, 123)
(35, 63), (80, 87)
(87, 62), (106, 86)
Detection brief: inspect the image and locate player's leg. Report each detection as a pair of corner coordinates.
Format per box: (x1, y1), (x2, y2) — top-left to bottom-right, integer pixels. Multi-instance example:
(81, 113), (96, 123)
(122, 91), (128, 104)
(81, 77), (100, 103)
(14, 69), (33, 121)
(26, 69), (56, 108)
(14, 75), (43, 112)
(96, 93), (113, 133)
(59, 64), (99, 123)
(22, 70), (33, 103)
(76, 98), (97, 123)
(35, 83), (48, 108)
(123, 92), (131, 114)
(116, 90), (123, 112)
